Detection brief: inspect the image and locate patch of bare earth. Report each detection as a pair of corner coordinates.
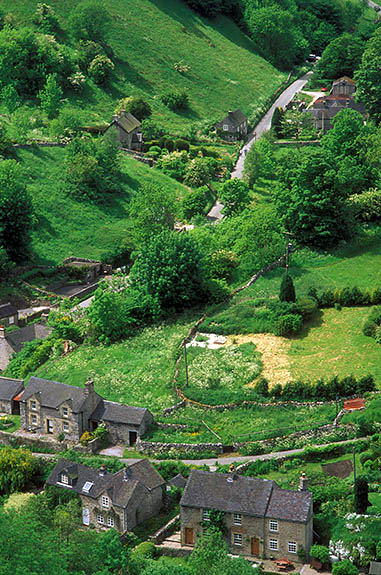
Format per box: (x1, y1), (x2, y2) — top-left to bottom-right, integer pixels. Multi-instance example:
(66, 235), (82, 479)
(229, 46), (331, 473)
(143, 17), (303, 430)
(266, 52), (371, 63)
(225, 334), (292, 387)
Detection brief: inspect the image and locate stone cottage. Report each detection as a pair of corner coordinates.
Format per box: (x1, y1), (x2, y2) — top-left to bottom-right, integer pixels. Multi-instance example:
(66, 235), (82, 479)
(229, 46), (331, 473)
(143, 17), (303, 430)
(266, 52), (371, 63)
(180, 470), (313, 561)
(18, 376), (154, 444)
(0, 302), (18, 327)
(331, 76), (356, 97)
(0, 323), (53, 371)
(0, 376), (24, 414)
(216, 110), (248, 142)
(46, 458), (165, 533)
(105, 111), (142, 150)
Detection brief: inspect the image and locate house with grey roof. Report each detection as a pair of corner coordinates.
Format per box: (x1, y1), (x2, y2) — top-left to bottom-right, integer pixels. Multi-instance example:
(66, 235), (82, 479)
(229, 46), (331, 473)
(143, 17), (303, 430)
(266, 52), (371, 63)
(46, 458), (165, 533)
(105, 111), (142, 150)
(18, 376), (154, 445)
(0, 376), (24, 414)
(0, 323), (53, 371)
(0, 302), (18, 328)
(216, 109), (248, 142)
(180, 470), (313, 561)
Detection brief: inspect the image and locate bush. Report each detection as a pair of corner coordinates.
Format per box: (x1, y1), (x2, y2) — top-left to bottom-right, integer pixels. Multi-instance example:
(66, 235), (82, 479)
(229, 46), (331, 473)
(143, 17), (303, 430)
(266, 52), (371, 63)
(296, 296), (318, 319)
(274, 313), (303, 336)
(160, 90), (189, 111)
(88, 55), (114, 85)
(310, 544), (330, 566)
(362, 306), (381, 342)
(349, 189), (381, 222)
(114, 96), (151, 121)
(279, 273), (296, 303)
(332, 560), (359, 575)
(131, 542), (155, 560)
(182, 187), (208, 219)
(69, 1), (110, 42)
(175, 138), (190, 152)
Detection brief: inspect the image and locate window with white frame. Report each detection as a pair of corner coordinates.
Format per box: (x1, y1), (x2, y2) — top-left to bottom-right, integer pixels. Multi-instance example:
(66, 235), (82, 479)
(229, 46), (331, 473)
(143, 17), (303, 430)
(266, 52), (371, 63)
(202, 509), (210, 521)
(288, 541), (297, 554)
(223, 124), (229, 131)
(107, 517), (114, 527)
(101, 496), (110, 508)
(233, 513), (242, 525)
(269, 519), (278, 532)
(31, 414), (37, 426)
(269, 539), (278, 551)
(63, 421), (69, 433)
(233, 533), (242, 546)
(60, 474), (69, 484)
(9, 316), (14, 325)
(30, 400), (37, 411)
(97, 514), (104, 524)
(62, 407), (68, 418)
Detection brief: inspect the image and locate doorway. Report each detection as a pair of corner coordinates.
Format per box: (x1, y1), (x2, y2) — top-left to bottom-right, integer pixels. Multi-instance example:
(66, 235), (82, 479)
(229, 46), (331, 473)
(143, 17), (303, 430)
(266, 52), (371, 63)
(251, 537), (260, 556)
(185, 528), (194, 546)
(47, 419), (53, 434)
(129, 430), (137, 446)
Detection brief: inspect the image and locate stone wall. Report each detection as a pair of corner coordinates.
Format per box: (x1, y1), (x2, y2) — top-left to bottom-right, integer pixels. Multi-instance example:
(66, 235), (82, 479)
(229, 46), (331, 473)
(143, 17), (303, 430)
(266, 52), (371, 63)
(152, 513), (180, 544)
(0, 428), (69, 452)
(136, 437), (223, 455)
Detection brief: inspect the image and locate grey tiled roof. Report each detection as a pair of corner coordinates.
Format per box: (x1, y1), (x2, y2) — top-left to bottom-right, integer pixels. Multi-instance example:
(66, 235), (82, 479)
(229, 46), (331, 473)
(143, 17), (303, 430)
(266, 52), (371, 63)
(169, 474), (187, 489)
(216, 109), (247, 129)
(181, 470), (312, 523)
(115, 113), (141, 134)
(19, 376), (92, 412)
(181, 470), (274, 516)
(370, 562), (381, 575)
(46, 458), (164, 508)
(0, 303), (18, 319)
(0, 376), (24, 401)
(6, 324), (53, 353)
(91, 399), (149, 425)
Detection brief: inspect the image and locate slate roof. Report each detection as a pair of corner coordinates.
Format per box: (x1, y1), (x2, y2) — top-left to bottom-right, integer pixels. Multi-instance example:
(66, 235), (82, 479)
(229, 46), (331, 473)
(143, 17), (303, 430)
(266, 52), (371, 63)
(0, 303), (18, 319)
(114, 113), (141, 134)
(333, 76), (356, 85)
(0, 339), (16, 371)
(216, 109), (247, 129)
(181, 470), (312, 523)
(46, 458), (164, 508)
(169, 474), (187, 489)
(181, 470), (274, 517)
(6, 324), (53, 353)
(19, 376), (91, 412)
(91, 399), (149, 425)
(370, 562), (381, 575)
(0, 376), (24, 401)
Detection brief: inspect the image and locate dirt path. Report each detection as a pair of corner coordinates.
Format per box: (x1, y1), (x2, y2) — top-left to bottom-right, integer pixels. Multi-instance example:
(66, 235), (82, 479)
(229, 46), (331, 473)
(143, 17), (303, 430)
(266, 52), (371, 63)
(226, 334), (292, 386)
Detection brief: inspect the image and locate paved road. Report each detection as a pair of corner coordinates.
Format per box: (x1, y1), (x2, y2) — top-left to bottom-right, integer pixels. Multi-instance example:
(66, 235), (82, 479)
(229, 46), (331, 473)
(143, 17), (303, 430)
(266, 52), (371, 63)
(231, 71), (313, 179)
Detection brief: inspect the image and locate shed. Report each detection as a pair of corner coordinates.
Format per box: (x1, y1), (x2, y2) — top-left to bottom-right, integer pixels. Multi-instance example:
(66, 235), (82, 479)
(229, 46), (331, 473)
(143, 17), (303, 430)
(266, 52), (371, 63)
(0, 376), (24, 414)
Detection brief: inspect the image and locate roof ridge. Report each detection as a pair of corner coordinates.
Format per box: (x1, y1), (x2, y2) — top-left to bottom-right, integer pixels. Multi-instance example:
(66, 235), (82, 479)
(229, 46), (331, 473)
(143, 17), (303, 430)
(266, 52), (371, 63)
(0, 376), (24, 383)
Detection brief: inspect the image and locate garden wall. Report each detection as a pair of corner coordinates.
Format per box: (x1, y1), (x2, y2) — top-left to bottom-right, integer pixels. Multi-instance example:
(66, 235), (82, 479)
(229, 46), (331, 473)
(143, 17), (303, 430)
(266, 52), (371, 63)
(136, 437), (223, 455)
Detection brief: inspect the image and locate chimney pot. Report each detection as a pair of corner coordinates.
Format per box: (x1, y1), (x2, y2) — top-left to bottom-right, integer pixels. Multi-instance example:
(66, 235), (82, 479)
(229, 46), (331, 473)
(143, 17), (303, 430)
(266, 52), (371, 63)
(84, 377), (94, 396)
(120, 109), (127, 117)
(298, 472), (309, 491)
(99, 464), (106, 476)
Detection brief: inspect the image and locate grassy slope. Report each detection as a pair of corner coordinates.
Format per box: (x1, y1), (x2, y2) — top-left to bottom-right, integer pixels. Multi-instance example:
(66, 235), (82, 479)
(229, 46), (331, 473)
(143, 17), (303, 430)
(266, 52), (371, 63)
(0, 0), (285, 133)
(18, 146), (188, 265)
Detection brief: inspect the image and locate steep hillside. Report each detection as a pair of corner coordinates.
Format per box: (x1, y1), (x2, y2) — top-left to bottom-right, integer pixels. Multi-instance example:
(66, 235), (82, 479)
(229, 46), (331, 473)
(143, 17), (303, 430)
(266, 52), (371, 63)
(0, 0), (286, 133)
(17, 146), (188, 265)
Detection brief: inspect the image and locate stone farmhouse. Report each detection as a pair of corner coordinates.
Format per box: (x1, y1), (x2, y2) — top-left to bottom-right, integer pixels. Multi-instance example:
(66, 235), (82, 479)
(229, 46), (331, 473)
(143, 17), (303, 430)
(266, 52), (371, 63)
(105, 111), (143, 150)
(19, 376), (154, 445)
(216, 109), (248, 142)
(0, 323), (53, 371)
(310, 76), (366, 133)
(0, 302), (18, 327)
(46, 458), (165, 533)
(0, 376), (24, 414)
(180, 470), (313, 561)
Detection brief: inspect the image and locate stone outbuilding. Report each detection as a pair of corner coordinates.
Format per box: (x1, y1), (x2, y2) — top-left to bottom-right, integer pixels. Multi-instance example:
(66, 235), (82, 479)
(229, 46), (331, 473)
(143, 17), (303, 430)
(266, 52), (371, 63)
(0, 323), (53, 371)
(331, 76), (356, 97)
(216, 109), (248, 142)
(0, 376), (24, 414)
(0, 303), (18, 327)
(105, 111), (142, 150)
(90, 400), (154, 446)
(46, 458), (165, 533)
(180, 470), (313, 561)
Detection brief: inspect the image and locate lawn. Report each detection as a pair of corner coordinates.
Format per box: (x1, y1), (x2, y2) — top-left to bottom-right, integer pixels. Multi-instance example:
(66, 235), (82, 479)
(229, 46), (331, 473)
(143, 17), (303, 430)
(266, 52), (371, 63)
(289, 308), (381, 387)
(0, 415), (21, 433)
(0, 0), (285, 134)
(17, 146), (188, 265)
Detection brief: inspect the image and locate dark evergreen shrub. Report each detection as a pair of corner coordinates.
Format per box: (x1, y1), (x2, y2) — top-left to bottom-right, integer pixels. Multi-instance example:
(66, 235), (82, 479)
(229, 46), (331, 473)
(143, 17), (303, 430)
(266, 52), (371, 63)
(279, 273), (296, 303)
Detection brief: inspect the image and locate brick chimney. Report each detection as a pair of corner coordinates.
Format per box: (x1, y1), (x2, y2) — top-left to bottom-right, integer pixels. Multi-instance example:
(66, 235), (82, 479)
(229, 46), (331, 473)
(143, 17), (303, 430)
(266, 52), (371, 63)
(99, 463), (107, 477)
(228, 110), (234, 117)
(0, 326), (5, 339)
(298, 472), (309, 491)
(112, 114), (118, 122)
(120, 109), (127, 118)
(84, 377), (94, 397)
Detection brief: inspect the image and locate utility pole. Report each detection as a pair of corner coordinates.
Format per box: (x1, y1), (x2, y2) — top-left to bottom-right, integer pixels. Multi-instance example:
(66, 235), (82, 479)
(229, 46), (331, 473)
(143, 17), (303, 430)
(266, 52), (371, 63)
(184, 340), (189, 387)
(353, 448), (357, 483)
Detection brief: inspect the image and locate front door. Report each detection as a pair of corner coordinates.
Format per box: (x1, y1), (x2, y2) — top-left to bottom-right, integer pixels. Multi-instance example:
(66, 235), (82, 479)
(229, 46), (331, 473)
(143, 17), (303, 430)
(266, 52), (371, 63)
(82, 507), (90, 526)
(129, 430), (138, 446)
(47, 419), (53, 434)
(251, 537), (260, 556)
(185, 528), (194, 546)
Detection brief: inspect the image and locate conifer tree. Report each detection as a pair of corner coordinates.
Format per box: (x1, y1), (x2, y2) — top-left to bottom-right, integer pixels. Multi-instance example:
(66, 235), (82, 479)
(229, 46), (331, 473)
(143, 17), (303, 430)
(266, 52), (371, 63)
(279, 273), (296, 302)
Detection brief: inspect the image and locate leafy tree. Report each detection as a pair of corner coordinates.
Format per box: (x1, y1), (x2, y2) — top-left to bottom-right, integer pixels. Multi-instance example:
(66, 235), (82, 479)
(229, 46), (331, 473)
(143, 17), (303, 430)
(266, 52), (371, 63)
(0, 160), (33, 262)
(271, 106), (284, 138)
(322, 109), (364, 160)
(354, 476), (369, 513)
(160, 90), (189, 111)
(316, 33), (364, 80)
(182, 187), (208, 219)
(332, 560), (359, 575)
(219, 178), (250, 216)
(34, 3), (60, 35)
(184, 157), (218, 187)
(129, 182), (176, 246)
(157, 151), (189, 182)
(184, 0), (233, 18)
(69, 1), (110, 42)
(130, 230), (208, 312)
(38, 73), (63, 118)
(114, 96), (152, 121)
(279, 273), (296, 303)
(355, 28), (381, 122)
(0, 245), (12, 279)
(0, 446), (37, 494)
(1, 85), (21, 117)
(280, 109), (315, 140)
(88, 55), (114, 85)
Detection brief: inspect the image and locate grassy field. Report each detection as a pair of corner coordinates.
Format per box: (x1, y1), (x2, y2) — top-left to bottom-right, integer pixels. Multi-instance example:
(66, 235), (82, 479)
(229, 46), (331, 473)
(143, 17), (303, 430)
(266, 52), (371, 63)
(0, 415), (21, 433)
(0, 0), (285, 134)
(17, 146), (188, 265)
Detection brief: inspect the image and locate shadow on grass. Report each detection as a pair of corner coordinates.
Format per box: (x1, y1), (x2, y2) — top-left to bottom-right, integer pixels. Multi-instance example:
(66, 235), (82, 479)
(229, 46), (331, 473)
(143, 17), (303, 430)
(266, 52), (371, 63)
(290, 309), (324, 340)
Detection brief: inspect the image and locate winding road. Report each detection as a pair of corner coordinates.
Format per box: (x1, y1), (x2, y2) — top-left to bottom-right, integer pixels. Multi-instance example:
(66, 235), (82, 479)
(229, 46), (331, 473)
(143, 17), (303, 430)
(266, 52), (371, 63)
(231, 71), (313, 179)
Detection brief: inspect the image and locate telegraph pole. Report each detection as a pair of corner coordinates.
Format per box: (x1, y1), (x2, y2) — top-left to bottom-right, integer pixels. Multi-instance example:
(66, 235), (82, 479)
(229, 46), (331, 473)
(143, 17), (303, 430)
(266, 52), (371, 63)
(353, 448), (357, 483)
(184, 340), (189, 387)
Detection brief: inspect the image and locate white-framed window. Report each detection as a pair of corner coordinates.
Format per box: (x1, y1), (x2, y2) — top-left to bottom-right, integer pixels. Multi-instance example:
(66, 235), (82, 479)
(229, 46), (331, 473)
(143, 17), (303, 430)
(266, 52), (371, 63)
(107, 517), (114, 527)
(31, 414), (37, 426)
(269, 539), (279, 551)
(62, 407), (68, 418)
(30, 400), (37, 411)
(9, 316), (14, 325)
(223, 124), (229, 131)
(233, 513), (242, 525)
(269, 519), (278, 532)
(63, 421), (69, 433)
(101, 496), (110, 508)
(233, 533), (242, 546)
(288, 541), (297, 554)
(60, 474), (69, 484)
(202, 509), (210, 521)
(97, 514), (104, 524)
